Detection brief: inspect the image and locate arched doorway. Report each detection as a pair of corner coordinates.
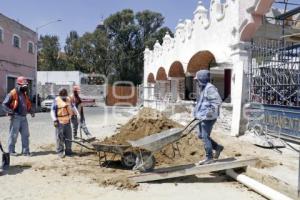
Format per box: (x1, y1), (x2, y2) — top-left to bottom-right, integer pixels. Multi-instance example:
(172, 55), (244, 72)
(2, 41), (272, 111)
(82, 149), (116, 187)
(156, 67), (170, 100)
(146, 73), (156, 100)
(168, 61), (185, 101)
(187, 51), (215, 75)
(186, 51), (230, 101)
(186, 51), (216, 100)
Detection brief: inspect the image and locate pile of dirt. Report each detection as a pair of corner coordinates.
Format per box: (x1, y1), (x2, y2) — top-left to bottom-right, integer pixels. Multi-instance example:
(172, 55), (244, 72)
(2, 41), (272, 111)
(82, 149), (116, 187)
(101, 107), (205, 166)
(102, 107), (182, 145)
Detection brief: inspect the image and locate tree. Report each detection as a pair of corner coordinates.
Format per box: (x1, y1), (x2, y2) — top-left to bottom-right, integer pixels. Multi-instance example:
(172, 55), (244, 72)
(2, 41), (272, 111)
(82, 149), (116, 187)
(38, 10), (173, 85)
(38, 35), (61, 71)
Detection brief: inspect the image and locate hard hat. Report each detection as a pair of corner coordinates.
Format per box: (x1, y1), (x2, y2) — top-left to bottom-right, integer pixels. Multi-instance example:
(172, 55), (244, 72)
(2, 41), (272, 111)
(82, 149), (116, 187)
(73, 85), (81, 92)
(16, 76), (28, 86)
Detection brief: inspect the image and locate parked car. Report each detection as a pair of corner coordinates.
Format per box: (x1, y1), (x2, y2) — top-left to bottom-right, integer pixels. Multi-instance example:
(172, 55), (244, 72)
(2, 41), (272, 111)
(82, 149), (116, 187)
(41, 95), (56, 112)
(81, 98), (96, 107)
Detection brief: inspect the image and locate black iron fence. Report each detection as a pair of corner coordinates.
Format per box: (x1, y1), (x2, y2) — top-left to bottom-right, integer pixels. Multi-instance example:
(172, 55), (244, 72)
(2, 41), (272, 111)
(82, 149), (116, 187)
(249, 39), (300, 140)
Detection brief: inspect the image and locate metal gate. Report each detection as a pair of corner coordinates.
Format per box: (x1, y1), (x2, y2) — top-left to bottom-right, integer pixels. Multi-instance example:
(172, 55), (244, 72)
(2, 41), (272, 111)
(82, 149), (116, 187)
(249, 39), (300, 141)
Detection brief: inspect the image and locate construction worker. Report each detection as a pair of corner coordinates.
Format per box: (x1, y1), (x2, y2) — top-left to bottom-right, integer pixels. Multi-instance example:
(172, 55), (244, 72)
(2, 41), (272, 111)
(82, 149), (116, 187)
(2, 76), (35, 156)
(194, 70), (223, 165)
(70, 85), (92, 139)
(50, 88), (79, 158)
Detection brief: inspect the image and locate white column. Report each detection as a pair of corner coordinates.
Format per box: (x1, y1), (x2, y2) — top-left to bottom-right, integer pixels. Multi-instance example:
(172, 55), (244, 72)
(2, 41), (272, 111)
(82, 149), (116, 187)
(230, 42), (251, 136)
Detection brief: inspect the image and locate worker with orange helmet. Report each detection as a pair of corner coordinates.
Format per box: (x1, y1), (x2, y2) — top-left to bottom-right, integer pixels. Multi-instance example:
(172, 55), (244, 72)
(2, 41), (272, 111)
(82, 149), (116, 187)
(2, 76), (35, 156)
(70, 85), (92, 139)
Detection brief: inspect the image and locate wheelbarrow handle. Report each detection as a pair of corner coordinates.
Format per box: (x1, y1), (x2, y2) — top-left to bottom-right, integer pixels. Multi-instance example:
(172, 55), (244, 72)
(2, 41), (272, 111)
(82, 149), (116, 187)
(182, 118), (201, 132)
(181, 118), (202, 138)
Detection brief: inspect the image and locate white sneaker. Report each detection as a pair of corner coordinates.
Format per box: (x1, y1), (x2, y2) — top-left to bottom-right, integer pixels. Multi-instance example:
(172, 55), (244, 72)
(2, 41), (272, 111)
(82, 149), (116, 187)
(197, 158), (215, 165)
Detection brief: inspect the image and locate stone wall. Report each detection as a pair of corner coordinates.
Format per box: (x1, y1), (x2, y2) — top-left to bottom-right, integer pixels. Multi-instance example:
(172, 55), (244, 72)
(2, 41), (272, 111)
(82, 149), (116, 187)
(37, 83), (106, 101)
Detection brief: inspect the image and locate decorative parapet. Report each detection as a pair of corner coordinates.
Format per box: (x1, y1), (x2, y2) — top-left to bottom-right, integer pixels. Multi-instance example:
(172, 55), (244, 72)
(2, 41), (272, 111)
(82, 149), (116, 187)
(193, 1), (210, 29)
(210, 0), (225, 21)
(144, 0), (274, 67)
(162, 32), (173, 52)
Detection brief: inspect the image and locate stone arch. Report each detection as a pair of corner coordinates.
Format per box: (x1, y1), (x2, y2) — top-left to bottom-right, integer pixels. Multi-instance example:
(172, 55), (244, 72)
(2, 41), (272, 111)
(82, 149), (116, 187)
(155, 67), (170, 99)
(147, 73), (156, 83)
(168, 61), (185, 101)
(187, 51), (216, 75)
(168, 61), (185, 78)
(156, 67), (168, 81)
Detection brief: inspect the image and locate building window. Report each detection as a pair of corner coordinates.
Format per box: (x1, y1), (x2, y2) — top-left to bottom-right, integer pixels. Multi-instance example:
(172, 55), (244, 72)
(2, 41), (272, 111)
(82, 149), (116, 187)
(0, 27), (3, 42)
(28, 41), (34, 54)
(12, 34), (21, 48)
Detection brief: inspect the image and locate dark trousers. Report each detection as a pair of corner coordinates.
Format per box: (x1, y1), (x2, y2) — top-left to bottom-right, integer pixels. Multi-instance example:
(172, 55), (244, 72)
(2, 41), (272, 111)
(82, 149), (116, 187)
(55, 123), (72, 154)
(197, 119), (219, 159)
(71, 115), (90, 137)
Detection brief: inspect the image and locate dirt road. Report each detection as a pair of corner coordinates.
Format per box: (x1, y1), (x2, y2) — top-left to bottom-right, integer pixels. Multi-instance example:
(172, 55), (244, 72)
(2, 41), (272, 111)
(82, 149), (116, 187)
(0, 107), (265, 200)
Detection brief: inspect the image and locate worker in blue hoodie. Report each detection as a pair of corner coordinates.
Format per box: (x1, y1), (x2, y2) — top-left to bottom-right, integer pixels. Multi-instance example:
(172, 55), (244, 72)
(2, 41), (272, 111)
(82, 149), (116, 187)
(194, 70), (223, 165)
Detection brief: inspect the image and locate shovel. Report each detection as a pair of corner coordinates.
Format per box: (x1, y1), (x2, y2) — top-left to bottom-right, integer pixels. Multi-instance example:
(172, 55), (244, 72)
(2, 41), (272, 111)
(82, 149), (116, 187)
(0, 141), (10, 170)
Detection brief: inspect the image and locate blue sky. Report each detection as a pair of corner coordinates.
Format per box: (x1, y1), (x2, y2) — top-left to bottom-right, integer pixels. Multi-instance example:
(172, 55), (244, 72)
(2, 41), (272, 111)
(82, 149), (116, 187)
(1, 0), (211, 47)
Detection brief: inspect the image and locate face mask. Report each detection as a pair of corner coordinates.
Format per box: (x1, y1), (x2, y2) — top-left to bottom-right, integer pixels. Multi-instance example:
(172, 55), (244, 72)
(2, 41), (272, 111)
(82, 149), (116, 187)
(20, 86), (28, 93)
(61, 96), (67, 101)
(74, 91), (79, 97)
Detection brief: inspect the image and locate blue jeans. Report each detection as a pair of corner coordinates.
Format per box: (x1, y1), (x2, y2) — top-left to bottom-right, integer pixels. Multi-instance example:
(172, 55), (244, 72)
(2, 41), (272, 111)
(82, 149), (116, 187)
(8, 115), (30, 154)
(197, 120), (219, 159)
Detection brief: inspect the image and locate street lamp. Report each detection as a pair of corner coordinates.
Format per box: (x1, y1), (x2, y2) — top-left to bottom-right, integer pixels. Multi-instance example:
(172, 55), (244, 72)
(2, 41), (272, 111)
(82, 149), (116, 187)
(34, 19), (62, 110)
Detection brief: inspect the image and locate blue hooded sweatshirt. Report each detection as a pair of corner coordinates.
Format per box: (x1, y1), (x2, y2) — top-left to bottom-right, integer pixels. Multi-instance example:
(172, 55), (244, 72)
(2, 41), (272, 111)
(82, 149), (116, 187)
(194, 70), (222, 120)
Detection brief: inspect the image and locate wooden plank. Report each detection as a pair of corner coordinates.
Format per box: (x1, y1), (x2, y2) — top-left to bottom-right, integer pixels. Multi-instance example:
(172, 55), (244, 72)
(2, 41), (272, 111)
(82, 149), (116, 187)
(129, 157), (258, 183)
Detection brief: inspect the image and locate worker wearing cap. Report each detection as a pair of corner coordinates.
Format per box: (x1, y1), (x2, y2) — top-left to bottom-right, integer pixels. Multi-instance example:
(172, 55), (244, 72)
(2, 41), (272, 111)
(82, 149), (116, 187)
(2, 76), (35, 156)
(50, 88), (79, 158)
(194, 70), (223, 165)
(70, 85), (92, 139)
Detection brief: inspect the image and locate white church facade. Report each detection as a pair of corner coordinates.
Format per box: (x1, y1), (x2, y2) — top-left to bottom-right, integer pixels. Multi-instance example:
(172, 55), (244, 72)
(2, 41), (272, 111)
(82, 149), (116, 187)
(142, 0), (279, 136)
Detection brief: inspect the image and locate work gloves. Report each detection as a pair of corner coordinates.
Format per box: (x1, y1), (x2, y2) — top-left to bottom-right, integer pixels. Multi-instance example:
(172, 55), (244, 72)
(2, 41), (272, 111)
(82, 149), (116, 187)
(54, 120), (59, 128)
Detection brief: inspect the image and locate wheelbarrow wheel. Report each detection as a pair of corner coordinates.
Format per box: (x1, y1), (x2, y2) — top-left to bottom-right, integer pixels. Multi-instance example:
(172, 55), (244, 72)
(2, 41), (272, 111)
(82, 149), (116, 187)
(121, 152), (137, 169)
(134, 152), (156, 172)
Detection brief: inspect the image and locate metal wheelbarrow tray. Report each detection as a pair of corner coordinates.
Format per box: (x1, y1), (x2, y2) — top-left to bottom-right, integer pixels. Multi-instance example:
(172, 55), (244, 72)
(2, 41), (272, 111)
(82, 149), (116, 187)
(128, 128), (184, 152)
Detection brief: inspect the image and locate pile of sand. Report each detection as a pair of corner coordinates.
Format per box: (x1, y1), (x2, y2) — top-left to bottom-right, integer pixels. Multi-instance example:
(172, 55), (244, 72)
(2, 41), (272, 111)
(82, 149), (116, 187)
(102, 107), (205, 166)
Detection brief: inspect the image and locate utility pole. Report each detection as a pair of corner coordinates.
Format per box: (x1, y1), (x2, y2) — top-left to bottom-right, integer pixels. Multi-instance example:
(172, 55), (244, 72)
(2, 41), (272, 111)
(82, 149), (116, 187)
(34, 19), (62, 111)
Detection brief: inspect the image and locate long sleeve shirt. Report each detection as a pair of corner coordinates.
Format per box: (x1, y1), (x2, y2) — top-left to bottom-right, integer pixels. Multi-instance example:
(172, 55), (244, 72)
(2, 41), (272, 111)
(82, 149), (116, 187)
(2, 88), (31, 116)
(194, 83), (222, 120)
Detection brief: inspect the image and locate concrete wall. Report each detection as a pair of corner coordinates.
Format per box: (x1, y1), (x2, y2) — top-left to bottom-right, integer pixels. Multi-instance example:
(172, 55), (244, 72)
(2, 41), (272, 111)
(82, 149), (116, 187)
(37, 83), (106, 101)
(0, 13), (37, 101)
(37, 71), (88, 85)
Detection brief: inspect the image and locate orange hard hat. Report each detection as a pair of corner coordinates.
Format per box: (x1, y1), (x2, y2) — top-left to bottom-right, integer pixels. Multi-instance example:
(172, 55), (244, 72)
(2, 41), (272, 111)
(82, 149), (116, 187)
(73, 85), (81, 92)
(16, 76), (28, 85)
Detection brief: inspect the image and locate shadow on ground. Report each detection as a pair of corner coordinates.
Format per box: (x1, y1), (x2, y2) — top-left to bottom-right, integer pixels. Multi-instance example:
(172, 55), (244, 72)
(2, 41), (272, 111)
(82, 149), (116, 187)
(1, 164), (31, 176)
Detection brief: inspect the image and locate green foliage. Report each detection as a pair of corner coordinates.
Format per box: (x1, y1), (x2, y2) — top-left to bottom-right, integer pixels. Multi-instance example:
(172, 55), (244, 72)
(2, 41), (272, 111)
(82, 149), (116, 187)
(38, 9), (173, 85)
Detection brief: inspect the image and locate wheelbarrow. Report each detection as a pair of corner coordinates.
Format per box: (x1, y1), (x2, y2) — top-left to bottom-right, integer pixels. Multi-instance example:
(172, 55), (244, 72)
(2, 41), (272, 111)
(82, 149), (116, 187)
(128, 118), (200, 172)
(68, 138), (137, 169)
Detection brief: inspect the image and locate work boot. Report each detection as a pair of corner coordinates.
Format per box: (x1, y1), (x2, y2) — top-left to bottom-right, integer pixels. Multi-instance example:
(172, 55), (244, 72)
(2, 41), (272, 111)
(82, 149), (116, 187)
(65, 151), (74, 157)
(197, 158), (214, 165)
(58, 153), (65, 159)
(214, 145), (224, 159)
(9, 151), (18, 156)
(22, 152), (33, 157)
